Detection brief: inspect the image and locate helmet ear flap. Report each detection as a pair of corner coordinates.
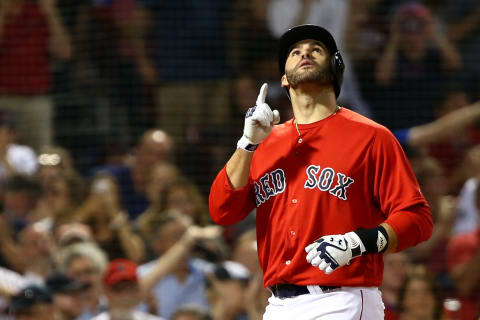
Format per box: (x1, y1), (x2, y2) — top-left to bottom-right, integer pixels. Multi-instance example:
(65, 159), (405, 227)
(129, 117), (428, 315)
(331, 51), (345, 98)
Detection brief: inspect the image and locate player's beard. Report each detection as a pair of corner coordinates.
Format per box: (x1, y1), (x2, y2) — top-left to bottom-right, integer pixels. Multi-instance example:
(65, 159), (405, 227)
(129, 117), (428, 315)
(285, 60), (333, 87)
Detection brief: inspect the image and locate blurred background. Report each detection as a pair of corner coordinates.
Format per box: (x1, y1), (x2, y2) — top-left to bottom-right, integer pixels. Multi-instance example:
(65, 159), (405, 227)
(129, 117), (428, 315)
(0, 0), (479, 319)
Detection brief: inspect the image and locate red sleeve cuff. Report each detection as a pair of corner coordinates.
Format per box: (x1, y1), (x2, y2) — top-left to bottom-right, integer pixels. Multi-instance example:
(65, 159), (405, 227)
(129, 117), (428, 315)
(384, 203), (433, 252)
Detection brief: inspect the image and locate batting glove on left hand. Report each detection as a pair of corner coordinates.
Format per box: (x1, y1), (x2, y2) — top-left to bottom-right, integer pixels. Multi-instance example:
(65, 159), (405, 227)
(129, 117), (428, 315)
(305, 232), (365, 275)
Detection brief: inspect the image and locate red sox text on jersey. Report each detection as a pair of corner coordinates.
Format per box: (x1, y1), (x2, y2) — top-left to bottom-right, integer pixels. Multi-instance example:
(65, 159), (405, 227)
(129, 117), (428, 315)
(254, 166), (354, 207)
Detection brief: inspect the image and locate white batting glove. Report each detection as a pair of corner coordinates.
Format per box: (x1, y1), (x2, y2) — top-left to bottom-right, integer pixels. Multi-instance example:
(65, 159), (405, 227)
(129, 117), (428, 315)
(305, 232), (365, 274)
(237, 83), (280, 152)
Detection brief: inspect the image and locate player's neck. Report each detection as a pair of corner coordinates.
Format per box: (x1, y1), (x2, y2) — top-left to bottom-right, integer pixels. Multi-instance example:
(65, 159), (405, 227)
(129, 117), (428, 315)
(290, 85), (337, 124)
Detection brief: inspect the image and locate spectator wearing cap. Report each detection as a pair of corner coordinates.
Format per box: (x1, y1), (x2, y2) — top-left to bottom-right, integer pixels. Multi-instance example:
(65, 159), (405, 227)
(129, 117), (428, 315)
(8, 285), (53, 320)
(0, 111), (37, 182)
(205, 261), (253, 320)
(46, 272), (91, 320)
(91, 258), (164, 320)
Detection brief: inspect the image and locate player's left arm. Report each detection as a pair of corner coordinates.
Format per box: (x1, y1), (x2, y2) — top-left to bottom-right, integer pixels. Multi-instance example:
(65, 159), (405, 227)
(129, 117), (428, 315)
(306, 128), (432, 274)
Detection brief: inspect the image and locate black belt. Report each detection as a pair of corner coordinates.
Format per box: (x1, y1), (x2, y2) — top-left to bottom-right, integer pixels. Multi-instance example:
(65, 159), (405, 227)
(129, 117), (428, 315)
(269, 283), (341, 299)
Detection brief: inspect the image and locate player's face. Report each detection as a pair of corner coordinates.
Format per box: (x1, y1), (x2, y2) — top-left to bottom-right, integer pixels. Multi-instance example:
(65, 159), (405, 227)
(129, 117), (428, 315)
(283, 40), (332, 87)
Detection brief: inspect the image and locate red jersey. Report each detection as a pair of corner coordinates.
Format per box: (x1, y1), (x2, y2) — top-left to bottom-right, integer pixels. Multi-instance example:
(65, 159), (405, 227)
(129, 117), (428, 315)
(209, 108), (432, 288)
(0, 3), (50, 94)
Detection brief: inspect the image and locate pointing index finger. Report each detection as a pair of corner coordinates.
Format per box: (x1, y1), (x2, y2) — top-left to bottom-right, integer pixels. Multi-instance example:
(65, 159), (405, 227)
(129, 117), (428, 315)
(256, 83), (268, 105)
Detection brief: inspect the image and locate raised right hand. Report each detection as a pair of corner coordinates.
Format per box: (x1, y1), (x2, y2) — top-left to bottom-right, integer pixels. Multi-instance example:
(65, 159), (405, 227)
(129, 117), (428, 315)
(241, 83), (280, 146)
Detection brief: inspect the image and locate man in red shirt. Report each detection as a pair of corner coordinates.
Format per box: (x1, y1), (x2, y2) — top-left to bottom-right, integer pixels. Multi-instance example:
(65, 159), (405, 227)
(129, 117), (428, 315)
(0, 0), (71, 150)
(209, 25), (433, 319)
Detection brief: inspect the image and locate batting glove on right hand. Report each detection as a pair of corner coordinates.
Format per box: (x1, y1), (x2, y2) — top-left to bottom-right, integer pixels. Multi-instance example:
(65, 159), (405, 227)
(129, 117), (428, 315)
(237, 83), (280, 151)
(305, 232), (365, 275)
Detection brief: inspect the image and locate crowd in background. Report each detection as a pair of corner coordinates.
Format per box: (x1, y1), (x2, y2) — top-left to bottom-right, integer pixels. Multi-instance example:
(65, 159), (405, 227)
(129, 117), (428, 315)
(0, 0), (480, 319)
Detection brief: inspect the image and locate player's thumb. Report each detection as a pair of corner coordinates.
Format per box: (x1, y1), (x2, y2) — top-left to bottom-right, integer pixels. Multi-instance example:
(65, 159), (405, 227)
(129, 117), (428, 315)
(272, 110), (280, 124)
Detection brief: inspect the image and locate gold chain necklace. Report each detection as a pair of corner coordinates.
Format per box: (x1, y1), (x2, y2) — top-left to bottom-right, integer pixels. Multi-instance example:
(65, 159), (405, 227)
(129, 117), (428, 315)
(294, 106), (341, 137)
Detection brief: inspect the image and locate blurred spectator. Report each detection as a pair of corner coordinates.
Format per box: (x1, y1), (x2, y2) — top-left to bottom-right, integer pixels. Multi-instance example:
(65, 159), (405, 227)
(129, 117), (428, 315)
(445, 0), (480, 99)
(0, 112), (37, 182)
(92, 259), (164, 320)
(231, 229), (261, 274)
(137, 214), (222, 319)
(55, 223), (93, 249)
(8, 285), (53, 320)
(229, 0), (278, 80)
(92, 129), (172, 219)
(85, 0), (149, 147)
(0, 220), (55, 286)
(397, 268), (441, 320)
(171, 305), (212, 320)
(0, 0), (72, 150)
(343, 0), (391, 103)
(136, 163), (183, 237)
(374, 3), (461, 130)
(446, 184), (480, 319)
(36, 146), (76, 188)
(1, 175), (42, 235)
(427, 84), (473, 172)
(134, 1), (230, 151)
(227, 225), (269, 318)
(452, 145), (480, 235)
(380, 252), (412, 320)
(162, 179), (211, 227)
(392, 88), (479, 149)
(46, 271), (91, 320)
(56, 242), (108, 320)
(407, 156), (456, 292)
(75, 173), (145, 262)
(205, 261), (254, 320)
(388, 86), (480, 193)
(34, 171), (87, 227)
(267, 0), (373, 117)
(15, 223), (55, 283)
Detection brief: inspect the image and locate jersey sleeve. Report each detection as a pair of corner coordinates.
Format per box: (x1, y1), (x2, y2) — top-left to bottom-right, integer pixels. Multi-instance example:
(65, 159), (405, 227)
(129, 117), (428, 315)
(370, 128), (433, 251)
(209, 166), (256, 226)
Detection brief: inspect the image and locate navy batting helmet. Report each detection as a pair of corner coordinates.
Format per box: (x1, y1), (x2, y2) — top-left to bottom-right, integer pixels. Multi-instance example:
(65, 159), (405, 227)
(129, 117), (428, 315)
(278, 24), (345, 98)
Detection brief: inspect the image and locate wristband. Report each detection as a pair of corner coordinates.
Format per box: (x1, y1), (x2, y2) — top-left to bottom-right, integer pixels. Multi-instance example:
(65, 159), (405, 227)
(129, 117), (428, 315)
(354, 225), (389, 254)
(237, 136), (258, 152)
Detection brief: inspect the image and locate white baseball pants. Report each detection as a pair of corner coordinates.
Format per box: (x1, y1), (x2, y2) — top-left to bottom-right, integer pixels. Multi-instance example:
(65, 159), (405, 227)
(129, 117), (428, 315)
(263, 287), (384, 320)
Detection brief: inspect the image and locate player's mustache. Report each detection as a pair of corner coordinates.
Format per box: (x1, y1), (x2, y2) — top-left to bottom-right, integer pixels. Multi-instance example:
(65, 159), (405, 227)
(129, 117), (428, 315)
(295, 59), (318, 70)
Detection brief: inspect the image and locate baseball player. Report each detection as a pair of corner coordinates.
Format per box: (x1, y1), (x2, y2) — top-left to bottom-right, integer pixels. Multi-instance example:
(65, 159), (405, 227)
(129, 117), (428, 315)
(209, 25), (433, 319)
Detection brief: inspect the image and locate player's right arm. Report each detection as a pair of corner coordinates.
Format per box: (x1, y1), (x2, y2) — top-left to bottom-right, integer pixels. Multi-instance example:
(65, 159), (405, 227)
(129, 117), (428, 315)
(209, 83), (280, 225)
(225, 82), (280, 189)
(225, 149), (254, 189)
